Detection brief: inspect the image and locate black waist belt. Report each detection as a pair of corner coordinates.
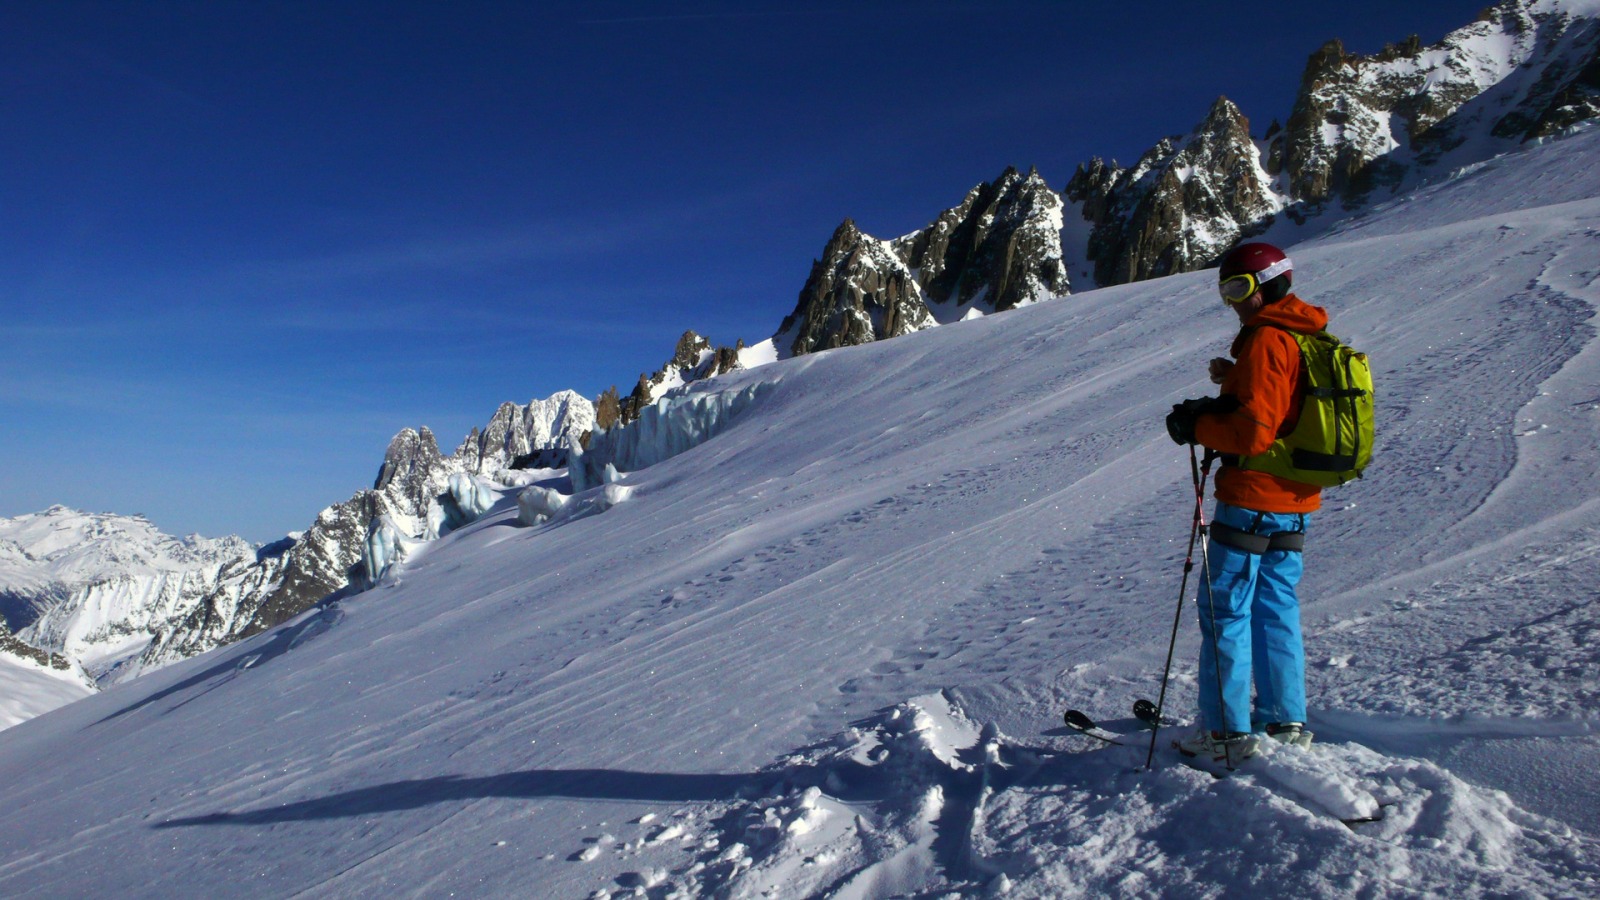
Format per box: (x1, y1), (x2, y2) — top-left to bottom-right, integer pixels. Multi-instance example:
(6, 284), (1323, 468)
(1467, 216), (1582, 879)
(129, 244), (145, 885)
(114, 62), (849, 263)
(1209, 521), (1305, 554)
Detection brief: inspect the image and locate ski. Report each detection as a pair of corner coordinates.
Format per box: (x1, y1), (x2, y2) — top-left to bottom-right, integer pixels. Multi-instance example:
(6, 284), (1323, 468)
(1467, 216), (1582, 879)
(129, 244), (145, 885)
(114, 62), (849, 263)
(1061, 709), (1125, 745)
(1063, 699), (1172, 746)
(1133, 698), (1174, 728)
(1340, 805), (1391, 828)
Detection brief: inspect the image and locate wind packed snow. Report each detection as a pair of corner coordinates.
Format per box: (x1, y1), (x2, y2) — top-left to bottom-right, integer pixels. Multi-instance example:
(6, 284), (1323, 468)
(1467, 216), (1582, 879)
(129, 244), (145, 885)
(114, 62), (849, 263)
(2, 130), (1600, 897)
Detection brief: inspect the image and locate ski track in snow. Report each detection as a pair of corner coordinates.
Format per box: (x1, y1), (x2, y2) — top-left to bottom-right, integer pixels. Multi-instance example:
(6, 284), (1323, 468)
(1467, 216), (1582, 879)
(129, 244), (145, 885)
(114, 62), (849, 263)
(3, 132), (1600, 897)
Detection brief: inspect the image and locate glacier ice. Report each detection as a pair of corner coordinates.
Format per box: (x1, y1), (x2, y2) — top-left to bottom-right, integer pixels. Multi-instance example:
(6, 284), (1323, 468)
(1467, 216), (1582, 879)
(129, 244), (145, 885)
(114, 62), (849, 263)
(516, 486), (569, 526)
(448, 473), (496, 523)
(362, 516), (410, 588)
(569, 383), (773, 493)
(360, 383), (774, 585)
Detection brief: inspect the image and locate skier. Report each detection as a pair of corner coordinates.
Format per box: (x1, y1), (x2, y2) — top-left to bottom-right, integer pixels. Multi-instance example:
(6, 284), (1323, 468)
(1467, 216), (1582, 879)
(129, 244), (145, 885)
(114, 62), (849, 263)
(1164, 242), (1324, 763)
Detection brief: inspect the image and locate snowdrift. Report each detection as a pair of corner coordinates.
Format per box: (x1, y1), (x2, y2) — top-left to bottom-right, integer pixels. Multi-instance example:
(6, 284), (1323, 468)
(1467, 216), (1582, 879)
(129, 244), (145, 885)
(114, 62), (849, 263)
(1, 130), (1599, 897)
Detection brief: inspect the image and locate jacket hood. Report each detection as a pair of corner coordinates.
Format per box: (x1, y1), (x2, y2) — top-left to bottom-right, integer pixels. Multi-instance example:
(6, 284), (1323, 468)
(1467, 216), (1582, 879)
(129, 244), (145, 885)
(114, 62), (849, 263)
(1249, 293), (1328, 333)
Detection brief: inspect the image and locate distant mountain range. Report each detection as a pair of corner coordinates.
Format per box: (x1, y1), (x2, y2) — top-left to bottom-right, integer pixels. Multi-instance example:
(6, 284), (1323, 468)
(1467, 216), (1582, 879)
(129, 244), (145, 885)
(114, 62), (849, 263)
(4, 0), (1597, 715)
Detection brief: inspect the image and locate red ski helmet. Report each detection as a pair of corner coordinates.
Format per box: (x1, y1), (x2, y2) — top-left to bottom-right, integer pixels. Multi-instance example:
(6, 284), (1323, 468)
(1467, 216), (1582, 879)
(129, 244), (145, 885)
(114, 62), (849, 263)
(1218, 242), (1292, 303)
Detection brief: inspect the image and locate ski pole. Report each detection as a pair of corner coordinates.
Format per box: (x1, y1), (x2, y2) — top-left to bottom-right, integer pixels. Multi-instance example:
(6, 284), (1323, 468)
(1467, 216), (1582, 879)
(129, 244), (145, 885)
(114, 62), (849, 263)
(1145, 445), (1215, 770)
(1193, 450), (1237, 769)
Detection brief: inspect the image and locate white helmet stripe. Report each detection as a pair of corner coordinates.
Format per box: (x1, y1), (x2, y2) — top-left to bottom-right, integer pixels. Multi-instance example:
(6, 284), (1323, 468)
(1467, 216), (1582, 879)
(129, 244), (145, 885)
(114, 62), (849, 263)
(1256, 256), (1293, 283)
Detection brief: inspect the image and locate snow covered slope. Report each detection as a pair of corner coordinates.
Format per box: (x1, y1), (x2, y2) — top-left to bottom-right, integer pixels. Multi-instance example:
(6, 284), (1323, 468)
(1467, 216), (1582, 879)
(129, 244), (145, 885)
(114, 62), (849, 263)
(0, 651), (92, 731)
(0, 624), (91, 730)
(1, 128), (1599, 897)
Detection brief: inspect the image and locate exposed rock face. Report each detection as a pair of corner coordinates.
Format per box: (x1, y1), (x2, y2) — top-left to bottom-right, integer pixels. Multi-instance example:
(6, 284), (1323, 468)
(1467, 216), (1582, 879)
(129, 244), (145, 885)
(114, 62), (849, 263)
(1067, 97), (1279, 285)
(377, 428), (446, 513)
(1, 623), (71, 672)
(777, 219), (933, 357)
(1065, 0), (1600, 285)
(776, 167), (1069, 358)
(1276, 0), (1600, 208)
(1493, 10), (1600, 139)
(893, 167), (1069, 315)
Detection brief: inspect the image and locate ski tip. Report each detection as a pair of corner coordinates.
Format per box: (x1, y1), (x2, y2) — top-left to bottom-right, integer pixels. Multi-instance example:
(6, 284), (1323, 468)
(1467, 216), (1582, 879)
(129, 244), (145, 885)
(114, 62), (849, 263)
(1063, 709), (1095, 731)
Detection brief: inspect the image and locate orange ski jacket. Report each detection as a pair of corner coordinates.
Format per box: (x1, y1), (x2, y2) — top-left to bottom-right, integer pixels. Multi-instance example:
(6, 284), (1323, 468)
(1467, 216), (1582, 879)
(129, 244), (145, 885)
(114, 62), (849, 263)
(1194, 293), (1329, 513)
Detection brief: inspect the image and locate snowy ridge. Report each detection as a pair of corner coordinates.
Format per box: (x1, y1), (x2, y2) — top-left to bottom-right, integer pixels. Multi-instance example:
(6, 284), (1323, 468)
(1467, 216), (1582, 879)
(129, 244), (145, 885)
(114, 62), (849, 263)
(1, 125), (1598, 896)
(1068, 0), (1600, 287)
(455, 390), (597, 472)
(0, 505), (254, 604)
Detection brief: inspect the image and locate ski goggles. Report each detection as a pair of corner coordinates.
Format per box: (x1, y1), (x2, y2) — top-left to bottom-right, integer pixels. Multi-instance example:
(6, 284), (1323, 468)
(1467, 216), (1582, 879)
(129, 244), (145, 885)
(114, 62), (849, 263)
(1218, 256), (1292, 303)
(1219, 273), (1262, 303)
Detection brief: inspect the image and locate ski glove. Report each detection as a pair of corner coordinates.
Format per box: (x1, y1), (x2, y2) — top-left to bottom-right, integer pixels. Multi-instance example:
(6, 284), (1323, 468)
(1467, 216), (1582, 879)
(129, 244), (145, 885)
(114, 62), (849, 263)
(1166, 396), (1238, 445)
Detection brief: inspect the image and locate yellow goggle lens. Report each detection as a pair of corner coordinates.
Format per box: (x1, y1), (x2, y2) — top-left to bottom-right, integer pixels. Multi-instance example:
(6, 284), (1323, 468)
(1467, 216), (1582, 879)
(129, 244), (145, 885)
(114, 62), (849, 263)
(1219, 273), (1260, 304)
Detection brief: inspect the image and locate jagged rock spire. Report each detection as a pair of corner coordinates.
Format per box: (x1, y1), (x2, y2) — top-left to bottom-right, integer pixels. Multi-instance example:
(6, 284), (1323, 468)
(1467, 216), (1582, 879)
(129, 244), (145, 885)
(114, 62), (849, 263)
(777, 218), (932, 357)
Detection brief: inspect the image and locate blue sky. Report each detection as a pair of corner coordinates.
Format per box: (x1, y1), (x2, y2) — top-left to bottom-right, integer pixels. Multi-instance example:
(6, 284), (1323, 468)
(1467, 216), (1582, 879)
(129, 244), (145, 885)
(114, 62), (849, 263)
(1, 0), (1485, 542)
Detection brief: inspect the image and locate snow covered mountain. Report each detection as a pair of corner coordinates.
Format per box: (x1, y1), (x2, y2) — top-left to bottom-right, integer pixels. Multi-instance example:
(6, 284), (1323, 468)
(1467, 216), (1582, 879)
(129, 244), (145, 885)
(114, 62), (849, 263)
(0, 506), (256, 680)
(1074, 0), (1600, 287)
(9, 0), (1600, 738)
(454, 390), (598, 472)
(2, 116), (1597, 895)
(782, 0), (1600, 320)
(0, 394), (598, 704)
(135, 393), (598, 676)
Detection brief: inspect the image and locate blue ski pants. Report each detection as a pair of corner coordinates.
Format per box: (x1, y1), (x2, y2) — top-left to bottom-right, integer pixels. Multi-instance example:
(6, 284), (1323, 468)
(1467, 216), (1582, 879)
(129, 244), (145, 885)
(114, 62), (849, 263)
(1196, 501), (1309, 734)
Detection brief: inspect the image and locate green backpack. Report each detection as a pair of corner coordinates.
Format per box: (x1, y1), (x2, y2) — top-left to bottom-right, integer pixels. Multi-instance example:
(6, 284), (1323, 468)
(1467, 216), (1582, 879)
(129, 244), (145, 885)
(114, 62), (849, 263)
(1239, 328), (1374, 487)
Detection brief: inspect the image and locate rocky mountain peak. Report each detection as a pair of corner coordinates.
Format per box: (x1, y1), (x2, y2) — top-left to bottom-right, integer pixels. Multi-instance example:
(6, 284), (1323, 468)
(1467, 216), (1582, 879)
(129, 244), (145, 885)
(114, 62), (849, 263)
(669, 330), (713, 370)
(1067, 0), (1600, 285)
(773, 165), (1071, 360)
(775, 216), (931, 357)
(374, 427), (444, 510)
(1276, 0), (1600, 208)
(1070, 94), (1278, 284)
(893, 166), (1068, 316)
